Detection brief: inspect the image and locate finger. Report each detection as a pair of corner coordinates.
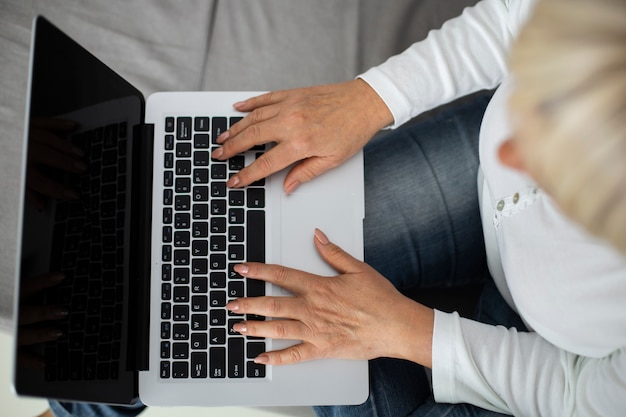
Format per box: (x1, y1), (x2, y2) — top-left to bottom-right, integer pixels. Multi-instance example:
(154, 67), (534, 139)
(232, 91), (286, 112)
(282, 157), (338, 195)
(227, 294), (304, 320)
(18, 326), (63, 346)
(232, 318), (308, 341)
(21, 272), (65, 297)
(254, 343), (319, 366)
(233, 262), (316, 294)
(313, 229), (364, 274)
(216, 104), (279, 146)
(226, 146), (296, 188)
(19, 305), (67, 326)
(214, 113), (278, 159)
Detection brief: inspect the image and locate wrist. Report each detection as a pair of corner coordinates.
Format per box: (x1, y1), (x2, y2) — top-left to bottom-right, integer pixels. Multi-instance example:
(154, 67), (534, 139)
(351, 78), (395, 132)
(389, 298), (434, 368)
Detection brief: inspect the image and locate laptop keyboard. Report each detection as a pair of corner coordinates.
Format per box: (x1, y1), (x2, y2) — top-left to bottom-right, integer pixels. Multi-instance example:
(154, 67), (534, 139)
(159, 116), (267, 379)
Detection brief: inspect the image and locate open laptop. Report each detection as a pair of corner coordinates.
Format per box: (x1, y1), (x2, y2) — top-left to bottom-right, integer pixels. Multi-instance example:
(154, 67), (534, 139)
(12, 16), (367, 407)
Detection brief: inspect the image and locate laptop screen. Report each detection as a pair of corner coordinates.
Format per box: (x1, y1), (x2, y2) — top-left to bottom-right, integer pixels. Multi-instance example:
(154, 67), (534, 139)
(14, 16), (146, 404)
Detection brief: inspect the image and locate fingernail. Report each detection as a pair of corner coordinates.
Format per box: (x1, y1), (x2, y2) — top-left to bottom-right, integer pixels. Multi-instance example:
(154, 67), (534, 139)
(254, 354), (269, 364)
(234, 263), (249, 275)
(212, 147), (223, 159)
(228, 176), (240, 188)
(226, 300), (240, 311)
(233, 322), (247, 334)
(233, 100), (246, 109)
(284, 180), (299, 195)
(314, 228), (330, 245)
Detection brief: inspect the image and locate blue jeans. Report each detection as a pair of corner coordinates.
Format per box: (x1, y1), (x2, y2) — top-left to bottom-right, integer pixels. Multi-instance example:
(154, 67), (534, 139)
(51, 92), (521, 417)
(315, 92), (526, 417)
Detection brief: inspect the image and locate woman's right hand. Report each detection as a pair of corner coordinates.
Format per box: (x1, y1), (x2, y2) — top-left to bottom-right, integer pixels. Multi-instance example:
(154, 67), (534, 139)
(212, 79), (393, 194)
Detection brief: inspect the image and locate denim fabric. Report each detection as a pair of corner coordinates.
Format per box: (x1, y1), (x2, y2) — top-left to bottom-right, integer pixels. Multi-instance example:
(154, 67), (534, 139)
(49, 401), (145, 417)
(315, 92), (524, 417)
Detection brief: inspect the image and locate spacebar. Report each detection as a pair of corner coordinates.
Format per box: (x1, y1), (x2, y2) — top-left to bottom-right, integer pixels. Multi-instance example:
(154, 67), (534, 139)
(246, 210), (265, 263)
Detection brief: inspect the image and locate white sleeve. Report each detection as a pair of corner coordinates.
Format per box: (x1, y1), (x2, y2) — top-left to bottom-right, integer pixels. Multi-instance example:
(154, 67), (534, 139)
(432, 310), (626, 416)
(358, 0), (531, 128)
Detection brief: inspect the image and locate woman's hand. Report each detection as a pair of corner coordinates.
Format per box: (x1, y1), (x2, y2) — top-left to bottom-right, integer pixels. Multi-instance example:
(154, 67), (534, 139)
(226, 229), (434, 367)
(213, 79), (393, 194)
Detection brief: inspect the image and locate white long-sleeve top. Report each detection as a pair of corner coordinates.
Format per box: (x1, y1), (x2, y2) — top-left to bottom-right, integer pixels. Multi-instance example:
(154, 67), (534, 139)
(358, 0), (626, 415)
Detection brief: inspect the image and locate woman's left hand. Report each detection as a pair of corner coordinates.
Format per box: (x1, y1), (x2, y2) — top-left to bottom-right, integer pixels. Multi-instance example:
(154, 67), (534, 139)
(226, 229), (434, 367)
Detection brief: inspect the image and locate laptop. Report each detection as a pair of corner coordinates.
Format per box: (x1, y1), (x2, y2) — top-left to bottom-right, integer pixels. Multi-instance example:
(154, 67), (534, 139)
(12, 16), (367, 407)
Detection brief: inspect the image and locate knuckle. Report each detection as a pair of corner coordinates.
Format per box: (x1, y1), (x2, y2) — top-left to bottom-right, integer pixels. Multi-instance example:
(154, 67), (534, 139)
(267, 297), (282, 316)
(288, 346), (303, 363)
(273, 321), (288, 338)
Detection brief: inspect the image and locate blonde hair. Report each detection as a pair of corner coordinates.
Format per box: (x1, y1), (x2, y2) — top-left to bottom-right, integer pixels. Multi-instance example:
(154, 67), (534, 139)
(509, 0), (626, 254)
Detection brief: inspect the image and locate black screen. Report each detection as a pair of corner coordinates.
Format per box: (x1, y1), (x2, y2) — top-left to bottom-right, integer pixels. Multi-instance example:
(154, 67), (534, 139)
(15, 16), (146, 404)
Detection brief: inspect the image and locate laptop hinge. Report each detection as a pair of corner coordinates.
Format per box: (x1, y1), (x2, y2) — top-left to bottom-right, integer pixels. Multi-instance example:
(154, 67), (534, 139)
(127, 122), (153, 372)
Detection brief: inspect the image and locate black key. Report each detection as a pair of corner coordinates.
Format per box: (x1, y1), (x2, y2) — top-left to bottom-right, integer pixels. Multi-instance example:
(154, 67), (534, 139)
(210, 290), (226, 307)
(247, 341), (266, 359)
(192, 309), (208, 328)
(210, 253), (226, 270)
(163, 189), (173, 206)
(247, 210), (265, 262)
(173, 324), (189, 340)
(247, 361), (266, 378)
(160, 341), (171, 359)
(210, 309), (226, 326)
(173, 249), (189, 265)
(176, 160), (191, 175)
(210, 235), (227, 251)
(228, 281), (244, 298)
(173, 305), (189, 321)
(211, 164), (227, 179)
(162, 226), (172, 243)
(229, 208), (244, 224)
(195, 117), (209, 132)
(173, 268), (190, 284)
(228, 226), (244, 242)
(247, 279), (265, 298)
(161, 322), (171, 339)
(160, 361), (170, 378)
(191, 297), (208, 316)
(192, 258), (208, 275)
(192, 240), (208, 257)
(210, 218), (226, 233)
(161, 283), (172, 300)
(192, 276), (208, 293)
(174, 231), (190, 247)
(161, 302), (171, 319)
(177, 117), (192, 140)
(191, 333), (207, 350)
(228, 244), (245, 261)
(172, 361), (188, 378)
(162, 264), (172, 281)
(175, 195), (191, 211)
(163, 208), (173, 224)
(211, 200), (226, 215)
(212, 117), (227, 143)
(210, 328), (226, 345)
(176, 143), (192, 157)
(194, 151), (210, 166)
(172, 343), (189, 359)
(229, 155), (245, 171)
(165, 134), (174, 150)
(175, 213), (190, 229)
(193, 168), (209, 183)
(175, 177), (191, 193)
(191, 352), (208, 378)
(165, 117), (175, 132)
(209, 347), (226, 378)
(229, 190), (245, 206)
(247, 188), (265, 208)
(173, 286), (189, 303)
(193, 186), (209, 202)
(162, 245), (172, 262)
(164, 171), (173, 187)
(211, 182), (226, 197)
(164, 152), (174, 168)
(228, 338), (245, 378)
(193, 204), (208, 219)
(210, 272), (226, 288)
(194, 133), (210, 148)
(192, 222), (208, 238)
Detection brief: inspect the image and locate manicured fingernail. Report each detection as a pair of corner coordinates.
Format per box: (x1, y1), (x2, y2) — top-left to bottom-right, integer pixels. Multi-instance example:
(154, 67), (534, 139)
(233, 101), (246, 109)
(228, 175), (240, 188)
(314, 228), (330, 245)
(254, 354), (269, 364)
(234, 263), (249, 275)
(284, 180), (299, 195)
(226, 300), (240, 311)
(212, 147), (223, 159)
(233, 322), (247, 334)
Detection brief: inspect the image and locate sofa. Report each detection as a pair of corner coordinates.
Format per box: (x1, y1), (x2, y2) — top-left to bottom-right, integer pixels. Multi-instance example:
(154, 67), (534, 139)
(0, 0), (479, 332)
